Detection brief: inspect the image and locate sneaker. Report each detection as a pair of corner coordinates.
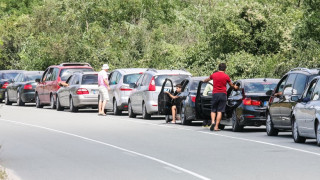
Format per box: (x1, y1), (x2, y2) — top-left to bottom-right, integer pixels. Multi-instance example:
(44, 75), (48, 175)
(202, 125), (210, 128)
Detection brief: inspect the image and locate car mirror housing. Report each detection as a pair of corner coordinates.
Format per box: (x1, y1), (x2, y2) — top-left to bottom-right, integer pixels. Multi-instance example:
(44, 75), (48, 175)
(266, 89), (273, 96)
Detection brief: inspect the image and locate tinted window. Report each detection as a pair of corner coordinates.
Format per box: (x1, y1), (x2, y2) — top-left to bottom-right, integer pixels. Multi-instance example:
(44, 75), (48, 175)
(244, 82), (278, 93)
(142, 74), (151, 86)
(82, 74), (98, 85)
(136, 74), (144, 87)
(3, 73), (19, 80)
(155, 75), (190, 86)
(25, 74), (42, 82)
(123, 74), (142, 84)
(311, 80), (320, 100)
(190, 80), (200, 91)
(276, 75), (288, 93)
(45, 68), (54, 81)
(109, 72), (118, 85)
(293, 74), (308, 95)
(60, 68), (93, 81)
(304, 80), (317, 99)
(284, 74), (297, 92)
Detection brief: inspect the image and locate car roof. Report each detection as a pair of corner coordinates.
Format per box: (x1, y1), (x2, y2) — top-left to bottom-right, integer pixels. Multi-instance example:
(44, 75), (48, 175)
(237, 78), (280, 83)
(145, 69), (192, 76)
(47, 63), (92, 69)
(73, 72), (98, 75)
(22, 71), (44, 75)
(0, 70), (25, 73)
(287, 68), (320, 76)
(191, 76), (207, 81)
(114, 68), (147, 74)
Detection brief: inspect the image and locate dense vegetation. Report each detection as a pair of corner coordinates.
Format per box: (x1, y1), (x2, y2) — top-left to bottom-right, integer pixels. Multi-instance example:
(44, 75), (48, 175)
(0, 0), (319, 79)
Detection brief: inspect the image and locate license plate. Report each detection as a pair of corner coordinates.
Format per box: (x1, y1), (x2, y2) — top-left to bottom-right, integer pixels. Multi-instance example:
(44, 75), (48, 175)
(264, 101), (268, 106)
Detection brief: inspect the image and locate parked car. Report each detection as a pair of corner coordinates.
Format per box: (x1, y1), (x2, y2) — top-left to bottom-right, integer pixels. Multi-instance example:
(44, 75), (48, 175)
(158, 76), (206, 125)
(104, 68), (147, 115)
(128, 69), (192, 119)
(292, 76), (320, 145)
(5, 71), (43, 106)
(56, 72), (98, 112)
(35, 63), (94, 109)
(219, 78), (279, 131)
(266, 68), (320, 136)
(0, 70), (25, 102)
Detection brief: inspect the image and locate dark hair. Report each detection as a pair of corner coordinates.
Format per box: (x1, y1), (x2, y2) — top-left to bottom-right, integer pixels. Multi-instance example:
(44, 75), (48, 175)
(218, 63), (227, 71)
(176, 84), (182, 88)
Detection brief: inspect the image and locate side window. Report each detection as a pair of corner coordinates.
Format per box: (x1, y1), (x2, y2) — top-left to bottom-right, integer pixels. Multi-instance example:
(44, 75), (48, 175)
(74, 75), (80, 85)
(116, 73), (121, 84)
(20, 74), (25, 82)
(283, 74), (297, 95)
(65, 75), (73, 85)
(275, 75), (288, 93)
(142, 74), (151, 86)
(45, 68), (54, 81)
(110, 72), (118, 85)
(311, 80), (320, 101)
(292, 74), (308, 95)
(41, 69), (49, 82)
(136, 74), (145, 87)
(303, 79), (317, 100)
(51, 68), (59, 81)
(14, 74), (21, 82)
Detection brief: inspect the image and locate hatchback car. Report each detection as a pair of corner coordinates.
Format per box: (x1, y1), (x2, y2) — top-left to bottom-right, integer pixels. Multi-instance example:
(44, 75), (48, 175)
(0, 70), (25, 102)
(56, 72), (98, 112)
(292, 76), (320, 145)
(104, 68), (147, 115)
(266, 68), (320, 136)
(35, 63), (94, 109)
(128, 69), (192, 119)
(5, 71), (43, 106)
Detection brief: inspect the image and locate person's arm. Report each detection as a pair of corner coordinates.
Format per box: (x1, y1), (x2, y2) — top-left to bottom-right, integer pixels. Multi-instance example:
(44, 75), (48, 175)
(165, 91), (179, 99)
(203, 77), (211, 83)
(59, 81), (69, 87)
(228, 81), (239, 90)
(104, 78), (110, 90)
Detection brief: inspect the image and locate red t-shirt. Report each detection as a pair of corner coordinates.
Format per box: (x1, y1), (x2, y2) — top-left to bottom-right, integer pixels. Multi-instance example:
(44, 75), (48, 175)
(210, 71), (231, 94)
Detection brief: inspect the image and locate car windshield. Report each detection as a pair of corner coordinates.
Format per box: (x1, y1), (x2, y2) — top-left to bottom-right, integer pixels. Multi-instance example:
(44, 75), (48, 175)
(82, 74), (98, 85)
(26, 74), (42, 82)
(155, 75), (190, 86)
(60, 68), (93, 81)
(123, 74), (142, 84)
(2, 73), (19, 80)
(244, 82), (278, 93)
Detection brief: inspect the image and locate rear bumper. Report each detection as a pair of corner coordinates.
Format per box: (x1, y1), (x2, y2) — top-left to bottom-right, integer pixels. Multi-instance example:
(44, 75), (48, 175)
(21, 91), (36, 103)
(146, 100), (158, 114)
(119, 96), (129, 110)
(73, 95), (98, 107)
(239, 108), (267, 126)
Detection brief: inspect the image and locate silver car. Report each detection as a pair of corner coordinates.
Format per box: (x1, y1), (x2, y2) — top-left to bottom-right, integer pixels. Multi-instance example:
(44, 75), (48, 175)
(56, 72), (99, 112)
(128, 69), (192, 119)
(292, 76), (320, 146)
(104, 68), (147, 115)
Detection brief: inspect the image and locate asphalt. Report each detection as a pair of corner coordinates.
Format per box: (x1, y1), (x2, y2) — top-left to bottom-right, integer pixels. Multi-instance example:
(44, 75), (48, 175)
(0, 103), (320, 180)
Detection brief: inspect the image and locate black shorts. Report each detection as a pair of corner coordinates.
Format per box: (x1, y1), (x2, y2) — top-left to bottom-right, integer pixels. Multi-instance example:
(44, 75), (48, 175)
(211, 93), (227, 112)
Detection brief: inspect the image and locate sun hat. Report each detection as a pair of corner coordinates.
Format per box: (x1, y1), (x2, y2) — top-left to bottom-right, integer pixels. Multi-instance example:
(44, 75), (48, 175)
(102, 64), (109, 70)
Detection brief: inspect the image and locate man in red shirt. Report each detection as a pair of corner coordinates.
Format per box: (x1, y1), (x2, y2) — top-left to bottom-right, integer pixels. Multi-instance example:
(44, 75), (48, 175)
(204, 63), (238, 131)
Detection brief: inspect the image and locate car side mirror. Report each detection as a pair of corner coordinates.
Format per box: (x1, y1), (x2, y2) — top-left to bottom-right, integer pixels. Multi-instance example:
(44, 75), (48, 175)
(35, 78), (40, 83)
(266, 90), (274, 96)
(291, 95), (299, 102)
(129, 83), (137, 88)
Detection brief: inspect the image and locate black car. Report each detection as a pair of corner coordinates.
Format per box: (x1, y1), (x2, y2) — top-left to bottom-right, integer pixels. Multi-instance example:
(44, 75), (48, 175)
(5, 71), (43, 106)
(220, 78), (279, 131)
(158, 76), (206, 125)
(0, 70), (25, 102)
(266, 68), (320, 136)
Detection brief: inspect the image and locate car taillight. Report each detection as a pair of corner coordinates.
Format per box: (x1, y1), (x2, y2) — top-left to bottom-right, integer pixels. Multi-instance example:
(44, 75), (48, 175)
(1, 82), (8, 89)
(24, 84), (33, 90)
(191, 95), (196, 102)
(76, 88), (89, 95)
(148, 77), (156, 91)
(120, 85), (132, 91)
(242, 98), (261, 106)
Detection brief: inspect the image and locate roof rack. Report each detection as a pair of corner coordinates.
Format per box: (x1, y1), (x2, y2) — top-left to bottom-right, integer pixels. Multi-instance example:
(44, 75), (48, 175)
(59, 63), (91, 67)
(289, 67), (311, 73)
(146, 68), (157, 73)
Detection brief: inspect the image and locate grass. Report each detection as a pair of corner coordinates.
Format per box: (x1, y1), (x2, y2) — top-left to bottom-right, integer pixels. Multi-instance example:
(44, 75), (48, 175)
(0, 168), (7, 180)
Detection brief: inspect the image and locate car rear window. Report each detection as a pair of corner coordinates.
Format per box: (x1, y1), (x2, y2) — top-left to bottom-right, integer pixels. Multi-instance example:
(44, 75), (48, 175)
(190, 80), (200, 91)
(244, 82), (277, 93)
(26, 74), (42, 82)
(60, 68), (93, 81)
(123, 74), (142, 84)
(2, 73), (19, 80)
(82, 74), (98, 85)
(155, 75), (190, 86)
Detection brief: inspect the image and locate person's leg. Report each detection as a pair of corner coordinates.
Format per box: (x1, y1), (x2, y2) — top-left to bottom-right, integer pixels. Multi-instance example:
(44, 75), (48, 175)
(98, 100), (103, 114)
(214, 93), (227, 130)
(102, 100), (107, 115)
(211, 112), (216, 125)
(214, 112), (222, 130)
(172, 105), (177, 123)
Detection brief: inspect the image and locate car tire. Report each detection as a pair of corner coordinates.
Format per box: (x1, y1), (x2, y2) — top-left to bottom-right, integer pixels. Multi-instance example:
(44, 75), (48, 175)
(218, 124), (225, 130)
(113, 100), (122, 115)
(4, 91), (12, 105)
(316, 121), (320, 147)
(142, 102), (151, 119)
(180, 105), (190, 125)
(128, 101), (136, 118)
(292, 118), (306, 143)
(35, 93), (43, 108)
(266, 112), (278, 136)
(70, 97), (78, 112)
(232, 110), (243, 132)
(50, 94), (56, 109)
(17, 92), (25, 106)
(56, 96), (64, 111)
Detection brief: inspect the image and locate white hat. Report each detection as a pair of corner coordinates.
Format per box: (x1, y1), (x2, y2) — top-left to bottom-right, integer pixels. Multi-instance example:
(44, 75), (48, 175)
(102, 64), (109, 70)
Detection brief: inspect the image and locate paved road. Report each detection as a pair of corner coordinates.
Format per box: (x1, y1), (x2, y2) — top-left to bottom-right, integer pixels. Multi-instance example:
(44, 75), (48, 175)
(0, 103), (320, 180)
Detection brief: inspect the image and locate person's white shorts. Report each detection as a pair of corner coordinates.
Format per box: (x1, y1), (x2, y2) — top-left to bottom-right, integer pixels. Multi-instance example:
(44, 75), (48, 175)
(99, 86), (109, 101)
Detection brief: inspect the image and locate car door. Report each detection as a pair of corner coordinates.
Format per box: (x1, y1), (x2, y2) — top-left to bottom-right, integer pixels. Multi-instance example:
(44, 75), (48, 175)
(195, 81), (212, 120)
(14, 74), (25, 100)
(59, 75), (74, 106)
(224, 81), (243, 125)
(8, 74), (22, 100)
(131, 74), (144, 112)
(304, 79), (320, 137)
(158, 78), (174, 115)
(42, 68), (54, 104)
(107, 71), (117, 109)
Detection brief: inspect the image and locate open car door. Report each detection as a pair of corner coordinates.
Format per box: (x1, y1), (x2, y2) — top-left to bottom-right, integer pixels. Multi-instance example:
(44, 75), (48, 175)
(195, 81), (213, 120)
(158, 78), (174, 115)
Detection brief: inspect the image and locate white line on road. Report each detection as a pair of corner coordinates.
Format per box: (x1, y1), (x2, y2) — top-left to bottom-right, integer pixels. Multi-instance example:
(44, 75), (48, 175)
(0, 118), (211, 180)
(123, 118), (320, 157)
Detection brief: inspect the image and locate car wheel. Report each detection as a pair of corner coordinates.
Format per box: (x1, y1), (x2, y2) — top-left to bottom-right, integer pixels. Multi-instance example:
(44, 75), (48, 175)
(128, 101), (136, 118)
(232, 110), (243, 132)
(316, 121), (320, 147)
(180, 105), (190, 125)
(17, 92), (25, 106)
(56, 96), (64, 111)
(4, 91), (12, 105)
(292, 118), (306, 143)
(35, 93), (43, 108)
(113, 100), (122, 115)
(70, 97), (78, 112)
(266, 112), (278, 136)
(142, 102), (151, 119)
(50, 94), (56, 109)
